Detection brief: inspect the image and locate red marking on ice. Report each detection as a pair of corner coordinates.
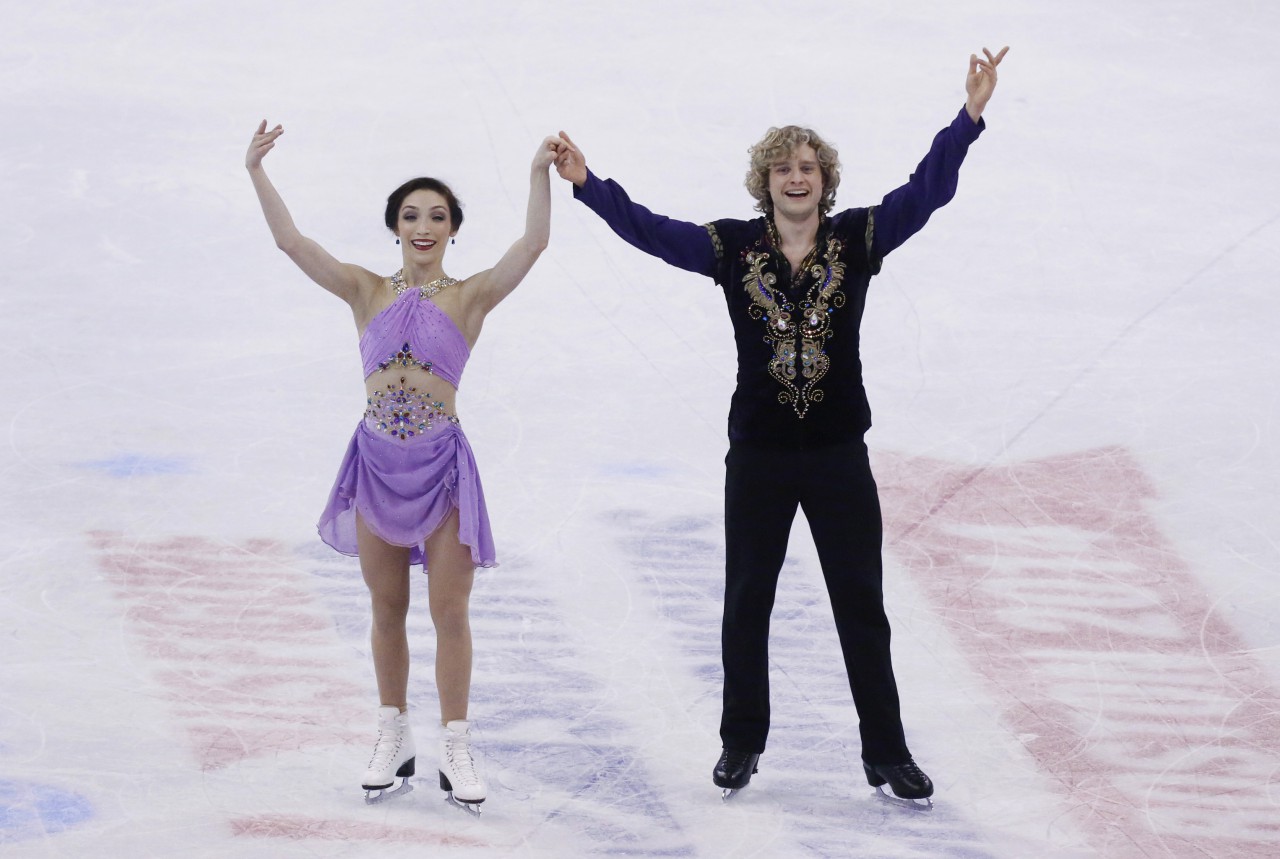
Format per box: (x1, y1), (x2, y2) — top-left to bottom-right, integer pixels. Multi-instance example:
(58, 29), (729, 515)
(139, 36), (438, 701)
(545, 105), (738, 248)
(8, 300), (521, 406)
(878, 446), (1280, 858)
(90, 532), (369, 771)
(229, 815), (490, 847)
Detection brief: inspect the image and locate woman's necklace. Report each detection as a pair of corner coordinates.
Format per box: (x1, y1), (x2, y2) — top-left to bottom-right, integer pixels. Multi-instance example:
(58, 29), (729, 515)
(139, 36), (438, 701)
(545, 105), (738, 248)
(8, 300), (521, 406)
(390, 269), (460, 299)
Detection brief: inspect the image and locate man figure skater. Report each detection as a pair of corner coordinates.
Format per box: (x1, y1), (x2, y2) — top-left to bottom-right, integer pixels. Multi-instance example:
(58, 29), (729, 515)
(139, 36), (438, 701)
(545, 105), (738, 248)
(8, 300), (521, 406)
(555, 47), (1008, 804)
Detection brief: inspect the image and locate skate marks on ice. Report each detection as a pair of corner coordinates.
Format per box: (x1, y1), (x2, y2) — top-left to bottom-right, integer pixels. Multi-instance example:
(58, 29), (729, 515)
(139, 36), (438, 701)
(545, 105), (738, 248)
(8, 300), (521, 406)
(91, 533), (370, 771)
(879, 446), (1280, 858)
(606, 509), (1003, 858)
(89, 533), (497, 850)
(303, 546), (698, 856)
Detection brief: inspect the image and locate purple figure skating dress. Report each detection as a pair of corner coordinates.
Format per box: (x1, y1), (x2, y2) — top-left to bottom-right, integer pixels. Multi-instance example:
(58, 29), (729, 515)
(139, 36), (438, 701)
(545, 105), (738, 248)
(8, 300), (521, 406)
(317, 288), (496, 568)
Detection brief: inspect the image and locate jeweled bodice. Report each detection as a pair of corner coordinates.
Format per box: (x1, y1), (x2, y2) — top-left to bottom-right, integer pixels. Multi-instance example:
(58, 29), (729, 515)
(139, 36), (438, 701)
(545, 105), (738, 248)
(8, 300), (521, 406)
(360, 288), (470, 387)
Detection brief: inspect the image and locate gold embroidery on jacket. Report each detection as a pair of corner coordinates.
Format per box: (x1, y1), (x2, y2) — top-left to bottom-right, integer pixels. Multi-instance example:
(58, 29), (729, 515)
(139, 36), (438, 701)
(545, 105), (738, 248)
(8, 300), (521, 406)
(703, 223), (724, 261)
(741, 232), (846, 419)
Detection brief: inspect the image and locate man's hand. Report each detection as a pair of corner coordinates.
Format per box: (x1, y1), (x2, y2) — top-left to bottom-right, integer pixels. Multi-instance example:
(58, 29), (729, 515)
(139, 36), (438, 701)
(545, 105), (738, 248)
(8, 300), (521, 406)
(965, 46), (1009, 123)
(553, 131), (588, 187)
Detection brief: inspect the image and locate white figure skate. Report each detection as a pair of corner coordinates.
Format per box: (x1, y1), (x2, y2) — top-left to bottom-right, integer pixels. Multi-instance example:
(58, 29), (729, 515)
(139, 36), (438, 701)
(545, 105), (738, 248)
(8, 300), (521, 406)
(439, 719), (486, 815)
(362, 705), (416, 804)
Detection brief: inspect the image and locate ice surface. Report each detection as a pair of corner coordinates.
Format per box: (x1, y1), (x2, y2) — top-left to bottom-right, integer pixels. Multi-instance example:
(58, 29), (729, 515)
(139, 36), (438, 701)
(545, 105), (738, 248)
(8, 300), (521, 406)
(2, 1), (1277, 856)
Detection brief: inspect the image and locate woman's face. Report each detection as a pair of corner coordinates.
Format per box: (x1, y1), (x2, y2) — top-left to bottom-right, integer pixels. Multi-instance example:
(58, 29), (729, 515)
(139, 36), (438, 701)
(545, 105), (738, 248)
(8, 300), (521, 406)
(397, 189), (455, 262)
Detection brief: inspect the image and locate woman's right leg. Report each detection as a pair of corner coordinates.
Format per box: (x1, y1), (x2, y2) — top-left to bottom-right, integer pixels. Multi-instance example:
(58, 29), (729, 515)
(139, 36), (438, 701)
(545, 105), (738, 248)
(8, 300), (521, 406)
(356, 512), (413, 708)
(355, 513), (417, 799)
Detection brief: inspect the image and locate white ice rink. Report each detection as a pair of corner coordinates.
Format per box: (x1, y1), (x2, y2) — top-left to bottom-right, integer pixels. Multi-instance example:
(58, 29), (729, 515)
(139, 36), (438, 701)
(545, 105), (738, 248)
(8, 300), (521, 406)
(3, 1), (1278, 856)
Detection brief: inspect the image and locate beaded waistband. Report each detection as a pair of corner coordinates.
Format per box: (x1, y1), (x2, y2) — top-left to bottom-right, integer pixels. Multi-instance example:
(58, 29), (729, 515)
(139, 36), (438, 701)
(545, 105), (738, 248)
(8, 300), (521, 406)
(363, 383), (460, 440)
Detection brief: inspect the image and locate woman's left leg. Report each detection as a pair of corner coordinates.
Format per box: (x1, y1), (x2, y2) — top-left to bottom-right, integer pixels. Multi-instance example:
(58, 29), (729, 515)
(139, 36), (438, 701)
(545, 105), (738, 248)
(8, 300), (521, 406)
(423, 507), (485, 808)
(424, 507), (477, 724)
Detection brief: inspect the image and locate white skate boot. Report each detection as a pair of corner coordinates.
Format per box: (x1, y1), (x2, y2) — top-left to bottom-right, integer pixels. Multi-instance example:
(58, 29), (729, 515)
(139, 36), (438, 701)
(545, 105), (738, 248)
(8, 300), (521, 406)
(439, 719), (485, 814)
(361, 705), (416, 804)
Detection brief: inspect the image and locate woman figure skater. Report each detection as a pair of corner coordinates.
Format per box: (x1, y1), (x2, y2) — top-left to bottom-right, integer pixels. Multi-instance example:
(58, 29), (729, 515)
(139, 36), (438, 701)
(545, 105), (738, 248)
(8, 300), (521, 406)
(246, 121), (558, 813)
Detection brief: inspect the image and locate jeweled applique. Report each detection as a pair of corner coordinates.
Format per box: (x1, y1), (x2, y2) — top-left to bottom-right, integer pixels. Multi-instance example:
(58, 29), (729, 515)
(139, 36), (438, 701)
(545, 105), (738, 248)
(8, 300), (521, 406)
(741, 229), (846, 419)
(390, 269), (460, 299)
(377, 342), (435, 374)
(364, 377), (459, 440)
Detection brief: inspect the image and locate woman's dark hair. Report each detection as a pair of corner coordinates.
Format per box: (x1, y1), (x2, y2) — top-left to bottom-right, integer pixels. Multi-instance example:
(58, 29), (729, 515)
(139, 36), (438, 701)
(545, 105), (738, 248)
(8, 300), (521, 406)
(384, 177), (464, 233)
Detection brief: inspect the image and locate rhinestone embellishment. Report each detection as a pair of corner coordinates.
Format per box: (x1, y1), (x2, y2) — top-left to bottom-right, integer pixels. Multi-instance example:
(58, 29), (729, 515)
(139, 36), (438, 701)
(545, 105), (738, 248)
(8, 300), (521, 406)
(390, 269), (460, 299)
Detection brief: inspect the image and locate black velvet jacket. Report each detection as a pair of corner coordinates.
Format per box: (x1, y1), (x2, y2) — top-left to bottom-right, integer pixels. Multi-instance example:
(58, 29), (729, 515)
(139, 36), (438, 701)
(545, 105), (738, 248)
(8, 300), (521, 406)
(574, 107), (985, 447)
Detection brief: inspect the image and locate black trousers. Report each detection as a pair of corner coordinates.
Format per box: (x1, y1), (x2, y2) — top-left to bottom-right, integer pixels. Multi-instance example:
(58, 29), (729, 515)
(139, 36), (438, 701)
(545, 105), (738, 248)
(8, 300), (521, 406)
(720, 438), (910, 765)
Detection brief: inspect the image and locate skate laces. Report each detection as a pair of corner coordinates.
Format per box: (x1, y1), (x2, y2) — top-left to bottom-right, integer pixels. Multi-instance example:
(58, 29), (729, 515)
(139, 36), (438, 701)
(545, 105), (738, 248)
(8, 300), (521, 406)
(444, 732), (480, 787)
(895, 760), (925, 780)
(368, 724), (404, 771)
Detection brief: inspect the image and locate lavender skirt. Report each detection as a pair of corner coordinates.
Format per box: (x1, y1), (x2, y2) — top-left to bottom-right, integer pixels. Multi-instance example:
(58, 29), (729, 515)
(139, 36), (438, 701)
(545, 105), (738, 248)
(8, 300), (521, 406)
(317, 420), (496, 569)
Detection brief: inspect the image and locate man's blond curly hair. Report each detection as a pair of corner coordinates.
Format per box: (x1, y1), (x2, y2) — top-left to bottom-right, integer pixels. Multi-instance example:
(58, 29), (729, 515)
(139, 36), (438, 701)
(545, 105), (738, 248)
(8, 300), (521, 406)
(745, 126), (841, 215)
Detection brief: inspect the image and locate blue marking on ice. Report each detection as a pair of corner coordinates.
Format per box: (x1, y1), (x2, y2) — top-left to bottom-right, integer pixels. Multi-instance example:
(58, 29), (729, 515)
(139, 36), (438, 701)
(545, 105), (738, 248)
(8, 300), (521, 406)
(597, 461), (674, 479)
(0, 780), (93, 844)
(73, 453), (193, 477)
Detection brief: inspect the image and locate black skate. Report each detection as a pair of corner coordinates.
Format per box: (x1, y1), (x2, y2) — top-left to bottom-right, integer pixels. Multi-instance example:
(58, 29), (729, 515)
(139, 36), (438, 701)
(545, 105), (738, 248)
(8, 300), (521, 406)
(713, 748), (760, 801)
(863, 759), (933, 811)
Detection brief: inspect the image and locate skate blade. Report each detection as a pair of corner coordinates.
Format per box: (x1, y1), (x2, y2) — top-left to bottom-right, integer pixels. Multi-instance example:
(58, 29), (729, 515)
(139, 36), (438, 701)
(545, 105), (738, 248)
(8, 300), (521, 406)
(873, 785), (933, 812)
(444, 792), (484, 816)
(364, 777), (413, 805)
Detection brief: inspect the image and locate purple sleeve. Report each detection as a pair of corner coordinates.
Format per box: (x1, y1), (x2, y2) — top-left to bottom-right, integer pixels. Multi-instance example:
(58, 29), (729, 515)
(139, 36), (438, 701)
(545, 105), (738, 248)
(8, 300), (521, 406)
(573, 171), (718, 277)
(873, 106), (986, 257)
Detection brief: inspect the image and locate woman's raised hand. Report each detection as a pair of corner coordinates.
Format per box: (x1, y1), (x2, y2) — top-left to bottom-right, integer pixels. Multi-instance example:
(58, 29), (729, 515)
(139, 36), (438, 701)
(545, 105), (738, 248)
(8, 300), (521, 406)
(246, 120), (284, 170)
(533, 135), (560, 172)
